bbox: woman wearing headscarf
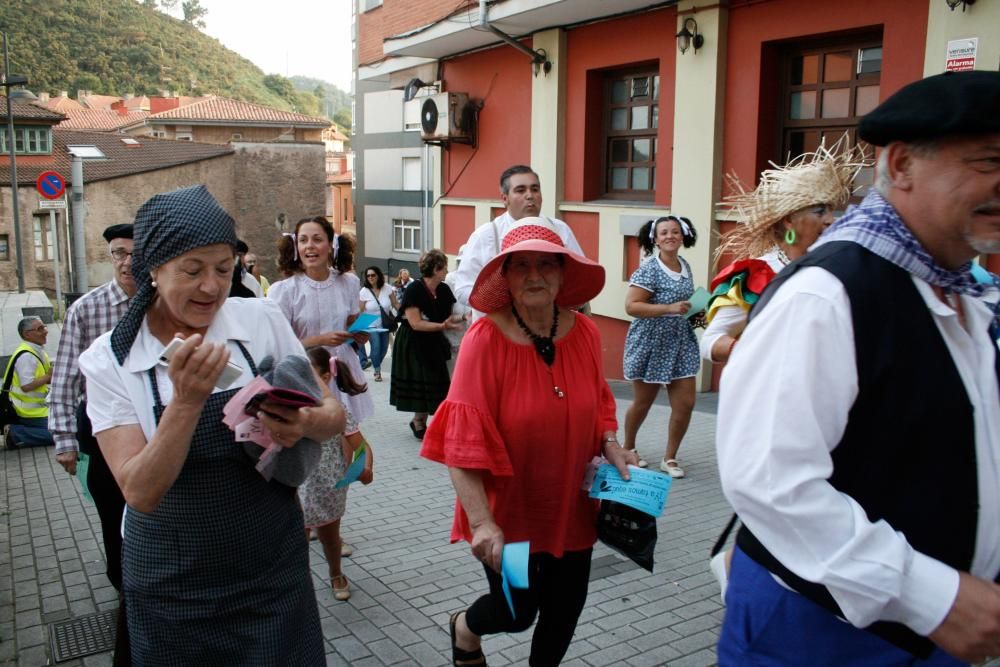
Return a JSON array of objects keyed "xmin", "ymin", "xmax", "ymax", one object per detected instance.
[
  {"xmin": 421, "ymin": 218, "xmax": 637, "ymax": 667},
  {"xmin": 79, "ymin": 186, "xmax": 344, "ymax": 665},
  {"xmin": 701, "ymin": 136, "xmax": 868, "ymax": 364},
  {"xmin": 621, "ymin": 215, "xmax": 700, "ymax": 477},
  {"xmin": 268, "ymin": 217, "xmax": 374, "ymax": 424}
]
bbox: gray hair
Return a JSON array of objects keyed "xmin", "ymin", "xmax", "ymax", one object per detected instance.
[
  {"xmin": 17, "ymin": 316, "xmax": 42, "ymax": 337},
  {"xmin": 873, "ymin": 139, "xmax": 939, "ymax": 197}
]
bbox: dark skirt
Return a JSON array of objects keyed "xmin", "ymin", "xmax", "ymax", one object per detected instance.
[{"xmin": 389, "ymin": 324, "xmax": 451, "ymax": 414}]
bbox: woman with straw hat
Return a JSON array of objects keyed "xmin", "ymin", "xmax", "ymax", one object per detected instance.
[
  {"xmin": 700, "ymin": 136, "xmax": 868, "ymax": 364},
  {"xmin": 420, "ymin": 217, "xmax": 638, "ymax": 667},
  {"xmin": 79, "ymin": 186, "xmax": 343, "ymax": 665},
  {"xmin": 703, "ymin": 138, "xmax": 868, "ymax": 600}
]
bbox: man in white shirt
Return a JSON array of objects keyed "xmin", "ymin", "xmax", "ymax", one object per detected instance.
[
  {"xmin": 716, "ymin": 71, "xmax": 1000, "ymax": 665},
  {"xmin": 451, "ymin": 165, "xmax": 585, "ymax": 318}
]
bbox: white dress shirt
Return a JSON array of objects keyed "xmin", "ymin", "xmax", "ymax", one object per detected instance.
[
  {"xmin": 717, "ymin": 265, "xmax": 1000, "ymax": 637},
  {"xmin": 700, "ymin": 248, "xmax": 785, "ymax": 362},
  {"xmin": 451, "ymin": 212, "xmax": 585, "ymax": 318},
  {"xmin": 80, "ymin": 298, "xmax": 305, "ymax": 441}
]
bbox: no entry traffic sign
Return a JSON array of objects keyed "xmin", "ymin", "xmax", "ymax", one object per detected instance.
[{"xmin": 36, "ymin": 171, "xmax": 66, "ymax": 200}]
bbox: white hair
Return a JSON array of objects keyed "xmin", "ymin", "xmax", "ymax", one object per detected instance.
[{"xmin": 873, "ymin": 140, "xmax": 940, "ymax": 197}]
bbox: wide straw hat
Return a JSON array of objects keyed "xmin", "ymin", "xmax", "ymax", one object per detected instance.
[
  {"xmin": 469, "ymin": 217, "xmax": 605, "ymax": 314},
  {"xmin": 714, "ymin": 134, "xmax": 869, "ymax": 263}
]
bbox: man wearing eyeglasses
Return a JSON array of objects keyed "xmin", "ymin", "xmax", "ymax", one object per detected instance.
[
  {"xmin": 49, "ymin": 223, "xmax": 136, "ymax": 600},
  {"xmin": 2, "ymin": 316, "xmax": 55, "ymax": 448}
]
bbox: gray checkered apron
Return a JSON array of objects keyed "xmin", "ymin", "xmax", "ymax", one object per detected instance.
[{"xmin": 122, "ymin": 342, "xmax": 324, "ymax": 666}]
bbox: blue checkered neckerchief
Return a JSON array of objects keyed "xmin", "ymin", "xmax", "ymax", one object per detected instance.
[
  {"xmin": 817, "ymin": 190, "xmax": 1000, "ymax": 336},
  {"xmin": 817, "ymin": 190, "xmax": 987, "ymax": 297}
]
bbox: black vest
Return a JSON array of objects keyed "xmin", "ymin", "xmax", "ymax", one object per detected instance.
[{"xmin": 736, "ymin": 241, "xmax": 1000, "ymax": 657}]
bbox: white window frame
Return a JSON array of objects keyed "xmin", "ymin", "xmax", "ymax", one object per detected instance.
[
  {"xmin": 402, "ymin": 156, "xmax": 421, "ymax": 191},
  {"xmin": 392, "ymin": 218, "xmax": 421, "ymax": 253},
  {"xmin": 32, "ymin": 216, "xmax": 54, "ymax": 262}
]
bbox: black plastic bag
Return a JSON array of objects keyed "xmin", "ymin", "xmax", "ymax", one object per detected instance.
[{"xmin": 596, "ymin": 500, "xmax": 657, "ymax": 572}]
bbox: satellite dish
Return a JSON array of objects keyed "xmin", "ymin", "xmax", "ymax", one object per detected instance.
[{"xmin": 421, "ymin": 98, "xmax": 439, "ymax": 134}]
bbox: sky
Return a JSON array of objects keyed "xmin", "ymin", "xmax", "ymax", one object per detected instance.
[{"xmin": 162, "ymin": 0, "xmax": 355, "ymax": 92}]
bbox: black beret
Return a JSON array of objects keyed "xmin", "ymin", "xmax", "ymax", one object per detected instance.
[
  {"xmin": 102, "ymin": 224, "xmax": 133, "ymax": 242},
  {"xmin": 858, "ymin": 71, "xmax": 1000, "ymax": 146}
]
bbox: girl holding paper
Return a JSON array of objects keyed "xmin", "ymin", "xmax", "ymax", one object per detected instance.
[
  {"xmin": 268, "ymin": 217, "xmax": 374, "ymax": 424},
  {"xmin": 622, "ymin": 215, "xmax": 701, "ymax": 478},
  {"xmin": 299, "ymin": 346, "xmax": 374, "ymax": 602}
]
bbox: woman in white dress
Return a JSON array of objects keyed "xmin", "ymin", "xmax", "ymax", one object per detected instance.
[{"xmin": 268, "ymin": 218, "xmax": 374, "ymax": 424}]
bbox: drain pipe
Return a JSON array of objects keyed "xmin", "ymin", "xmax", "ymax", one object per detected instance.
[{"xmin": 478, "ymin": 0, "xmax": 550, "ymax": 73}]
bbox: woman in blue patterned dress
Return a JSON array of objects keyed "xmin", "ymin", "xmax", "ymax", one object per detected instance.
[{"xmin": 622, "ymin": 216, "xmax": 700, "ymax": 477}]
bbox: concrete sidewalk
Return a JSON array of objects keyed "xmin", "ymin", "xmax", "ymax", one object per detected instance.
[{"xmin": 1, "ymin": 305, "xmax": 729, "ymax": 666}]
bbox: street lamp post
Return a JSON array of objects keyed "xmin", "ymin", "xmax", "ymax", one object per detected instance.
[
  {"xmin": 2, "ymin": 31, "xmax": 28, "ymax": 293},
  {"xmin": 66, "ymin": 145, "xmax": 107, "ymax": 294}
]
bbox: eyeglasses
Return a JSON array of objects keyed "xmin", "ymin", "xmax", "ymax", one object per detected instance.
[
  {"xmin": 366, "ymin": 273, "xmax": 377, "ymax": 278},
  {"xmin": 110, "ymin": 248, "xmax": 133, "ymax": 262},
  {"xmin": 27, "ymin": 324, "xmax": 46, "ymax": 333}
]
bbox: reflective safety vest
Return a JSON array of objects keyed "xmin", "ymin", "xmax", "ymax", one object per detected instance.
[{"xmin": 4, "ymin": 342, "xmax": 50, "ymax": 419}]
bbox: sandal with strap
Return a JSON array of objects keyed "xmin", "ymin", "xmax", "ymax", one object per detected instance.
[
  {"xmin": 450, "ymin": 611, "xmax": 487, "ymax": 666},
  {"xmin": 660, "ymin": 458, "xmax": 685, "ymax": 478},
  {"xmin": 332, "ymin": 574, "xmax": 351, "ymax": 601}
]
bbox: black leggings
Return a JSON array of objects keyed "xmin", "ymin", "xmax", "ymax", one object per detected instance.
[{"xmin": 465, "ymin": 548, "xmax": 592, "ymax": 667}]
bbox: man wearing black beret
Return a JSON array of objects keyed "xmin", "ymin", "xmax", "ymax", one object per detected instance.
[
  {"xmin": 716, "ymin": 70, "xmax": 1000, "ymax": 665},
  {"xmin": 49, "ymin": 222, "xmax": 137, "ymax": 664}
]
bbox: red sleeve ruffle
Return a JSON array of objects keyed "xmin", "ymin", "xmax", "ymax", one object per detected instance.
[{"xmin": 420, "ymin": 400, "xmax": 513, "ymax": 477}]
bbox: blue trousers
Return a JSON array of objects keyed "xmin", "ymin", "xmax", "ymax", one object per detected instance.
[
  {"xmin": 11, "ymin": 416, "xmax": 54, "ymax": 448},
  {"xmin": 367, "ymin": 331, "xmax": 389, "ymax": 371},
  {"xmin": 718, "ymin": 546, "xmax": 966, "ymax": 667}
]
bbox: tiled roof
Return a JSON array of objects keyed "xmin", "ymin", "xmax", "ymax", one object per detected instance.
[
  {"xmin": 34, "ymin": 96, "xmax": 85, "ymax": 113},
  {"xmin": 79, "ymin": 94, "xmax": 122, "ymax": 110},
  {"xmin": 0, "ymin": 130, "xmax": 232, "ymax": 186},
  {"xmin": 0, "ymin": 97, "xmax": 65, "ymax": 122},
  {"xmin": 148, "ymin": 96, "xmax": 330, "ymax": 127},
  {"xmin": 56, "ymin": 109, "xmax": 150, "ymax": 131}
]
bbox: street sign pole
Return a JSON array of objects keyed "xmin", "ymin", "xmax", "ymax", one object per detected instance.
[
  {"xmin": 49, "ymin": 209, "xmax": 62, "ymax": 320},
  {"xmin": 2, "ymin": 31, "xmax": 25, "ymax": 293}
]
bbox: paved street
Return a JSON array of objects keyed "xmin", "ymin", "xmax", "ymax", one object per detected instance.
[{"xmin": 1, "ymin": 302, "xmax": 731, "ymax": 666}]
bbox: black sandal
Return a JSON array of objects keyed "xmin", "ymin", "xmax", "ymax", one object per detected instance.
[
  {"xmin": 449, "ymin": 611, "xmax": 487, "ymax": 666},
  {"xmin": 409, "ymin": 419, "xmax": 426, "ymax": 440}
]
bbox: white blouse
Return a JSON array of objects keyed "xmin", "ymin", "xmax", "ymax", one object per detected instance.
[
  {"xmin": 80, "ymin": 298, "xmax": 306, "ymax": 441},
  {"xmin": 360, "ymin": 284, "xmax": 395, "ymax": 317}
]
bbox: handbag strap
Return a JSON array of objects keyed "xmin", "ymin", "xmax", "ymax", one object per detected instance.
[
  {"xmin": 710, "ymin": 513, "xmax": 739, "ymax": 557},
  {"xmin": 367, "ymin": 286, "xmax": 392, "ymax": 320}
]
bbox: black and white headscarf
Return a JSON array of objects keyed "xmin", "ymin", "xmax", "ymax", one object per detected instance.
[{"xmin": 110, "ymin": 185, "xmax": 238, "ymax": 364}]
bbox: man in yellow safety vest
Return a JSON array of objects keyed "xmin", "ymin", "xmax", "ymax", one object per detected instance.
[{"xmin": 2, "ymin": 316, "xmax": 55, "ymax": 448}]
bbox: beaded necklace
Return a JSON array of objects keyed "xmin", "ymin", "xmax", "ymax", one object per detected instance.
[
  {"xmin": 511, "ymin": 303, "xmax": 558, "ymax": 366},
  {"xmin": 511, "ymin": 303, "xmax": 564, "ymax": 398}
]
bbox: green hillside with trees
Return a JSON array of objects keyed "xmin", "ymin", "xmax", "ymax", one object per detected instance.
[{"xmin": 0, "ymin": 0, "xmax": 351, "ymax": 127}]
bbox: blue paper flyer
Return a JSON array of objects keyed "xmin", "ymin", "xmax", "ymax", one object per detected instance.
[
  {"xmin": 589, "ymin": 464, "xmax": 672, "ymax": 517},
  {"xmin": 335, "ymin": 444, "xmax": 368, "ymax": 489},
  {"xmin": 347, "ymin": 313, "xmax": 380, "ymax": 333},
  {"xmin": 501, "ymin": 541, "xmax": 530, "ymax": 618}
]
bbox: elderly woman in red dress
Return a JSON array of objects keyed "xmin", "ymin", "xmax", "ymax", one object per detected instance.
[{"xmin": 421, "ymin": 217, "xmax": 638, "ymax": 667}]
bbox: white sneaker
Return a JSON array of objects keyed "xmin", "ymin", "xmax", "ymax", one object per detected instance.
[{"xmin": 660, "ymin": 459, "xmax": 685, "ymax": 477}]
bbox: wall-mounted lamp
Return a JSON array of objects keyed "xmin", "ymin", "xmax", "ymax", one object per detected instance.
[
  {"xmin": 945, "ymin": 0, "xmax": 975, "ymax": 11},
  {"xmin": 676, "ymin": 18, "xmax": 704, "ymax": 55}
]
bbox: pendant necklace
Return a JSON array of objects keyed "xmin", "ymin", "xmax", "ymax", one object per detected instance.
[{"xmin": 511, "ymin": 303, "xmax": 564, "ymax": 398}]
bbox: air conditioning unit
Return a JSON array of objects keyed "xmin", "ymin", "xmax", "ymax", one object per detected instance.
[{"xmin": 420, "ymin": 92, "xmax": 473, "ymax": 143}]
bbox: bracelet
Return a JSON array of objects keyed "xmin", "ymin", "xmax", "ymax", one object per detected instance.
[{"xmin": 602, "ymin": 436, "xmax": 620, "ymax": 447}]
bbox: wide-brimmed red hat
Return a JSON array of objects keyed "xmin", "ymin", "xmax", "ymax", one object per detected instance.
[{"xmin": 470, "ymin": 217, "xmax": 605, "ymax": 313}]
